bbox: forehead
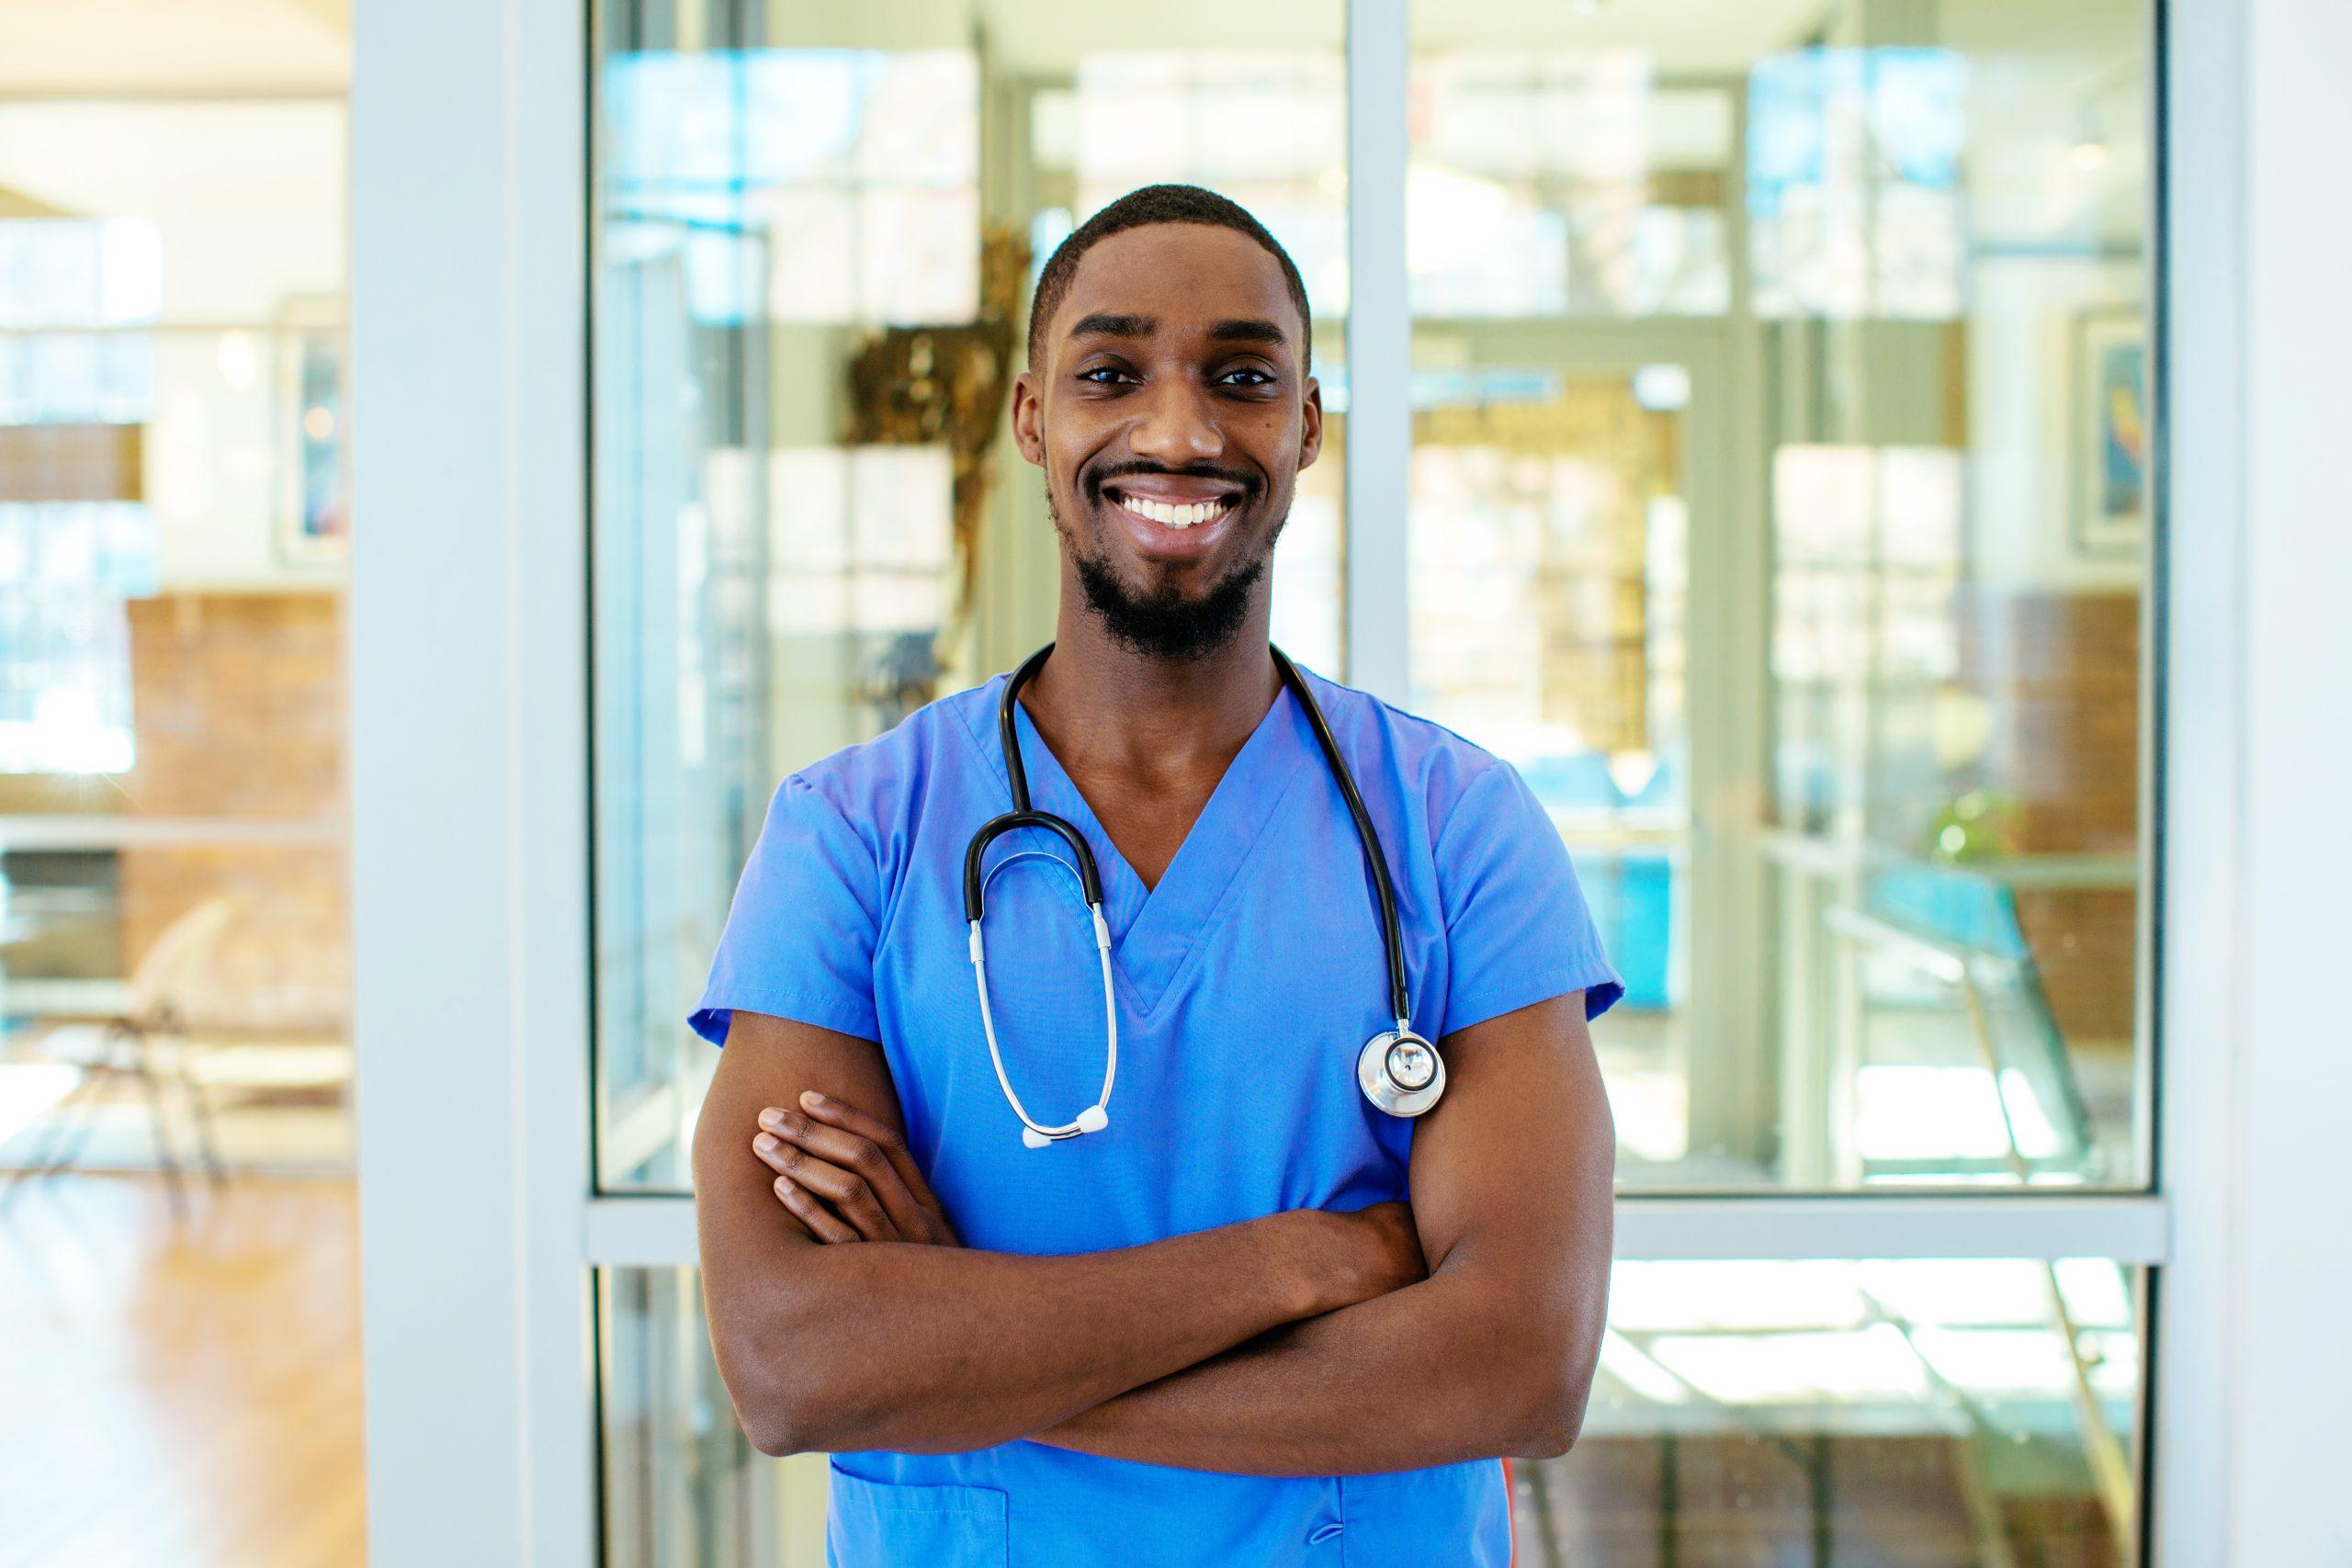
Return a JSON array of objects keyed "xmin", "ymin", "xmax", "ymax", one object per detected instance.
[{"xmin": 1048, "ymin": 223, "xmax": 1300, "ymax": 356}]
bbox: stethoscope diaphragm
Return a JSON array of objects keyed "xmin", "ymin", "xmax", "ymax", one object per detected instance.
[{"xmin": 1358, "ymin": 1027, "xmax": 1446, "ymax": 1118}]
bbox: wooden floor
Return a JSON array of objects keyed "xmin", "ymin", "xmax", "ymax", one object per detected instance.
[{"xmin": 0, "ymin": 1175, "xmax": 366, "ymax": 1568}]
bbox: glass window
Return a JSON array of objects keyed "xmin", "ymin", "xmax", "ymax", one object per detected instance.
[
  {"xmin": 1409, "ymin": 56, "xmax": 1735, "ymax": 319},
  {"xmin": 1408, "ymin": 2, "xmax": 2154, "ymax": 1190},
  {"xmin": 585, "ymin": 0, "xmax": 2165, "ymax": 1555},
  {"xmin": 590, "ymin": 1, "xmax": 1346, "ymax": 1191},
  {"xmin": 601, "ymin": 1258, "xmax": 2144, "ymax": 1565}
]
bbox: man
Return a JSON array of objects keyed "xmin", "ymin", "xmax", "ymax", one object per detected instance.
[{"xmin": 690, "ymin": 183, "xmax": 1623, "ymax": 1566}]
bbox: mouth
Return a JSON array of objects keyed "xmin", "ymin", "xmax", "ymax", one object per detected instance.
[{"xmin": 1102, "ymin": 482, "xmax": 1242, "ymax": 533}]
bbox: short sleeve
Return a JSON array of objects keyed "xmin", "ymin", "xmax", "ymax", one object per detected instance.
[
  {"xmin": 687, "ymin": 773, "xmax": 883, "ymax": 1047},
  {"xmin": 1432, "ymin": 759, "xmax": 1624, "ymax": 1035}
]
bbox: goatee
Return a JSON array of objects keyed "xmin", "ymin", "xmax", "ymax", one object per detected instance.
[{"xmin": 1048, "ymin": 489, "xmax": 1272, "ymax": 663}]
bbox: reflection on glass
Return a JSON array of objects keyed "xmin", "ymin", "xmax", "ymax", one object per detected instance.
[
  {"xmin": 1409, "ymin": 55, "xmax": 1734, "ymax": 318},
  {"xmin": 603, "ymin": 1258, "xmax": 2143, "ymax": 1567},
  {"xmin": 590, "ymin": 4, "xmax": 1346, "ymax": 1191},
  {"xmin": 1747, "ymin": 47, "xmax": 1969, "ymax": 319},
  {"xmin": 605, "ymin": 50, "xmax": 980, "ymax": 329},
  {"xmin": 599, "ymin": 1267, "xmax": 824, "ymax": 1568},
  {"xmin": 1404, "ymin": 355, "xmax": 1693, "ymax": 1171},
  {"xmin": 1532, "ymin": 1258, "xmax": 2143, "ymax": 1566},
  {"xmin": 1408, "ymin": 3, "xmax": 2154, "ymax": 1190},
  {"xmin": 1047, "ymin": 45, "xmax": 1351, "ymax": 673}
]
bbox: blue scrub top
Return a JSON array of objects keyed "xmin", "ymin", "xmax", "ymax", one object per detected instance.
[{"xmin": 692, "ymin": 660, "xmax": 1623, "ymax": 1568}]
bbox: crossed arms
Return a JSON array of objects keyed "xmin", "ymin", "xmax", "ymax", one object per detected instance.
[{"xmin": 690, "ymin": 993, "xmax": 1614, "ymax": 1475}]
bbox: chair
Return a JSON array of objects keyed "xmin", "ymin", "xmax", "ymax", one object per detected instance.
[{"xmin": 0, "ymin": 892, "xmax": 236, "ymax": 1213}]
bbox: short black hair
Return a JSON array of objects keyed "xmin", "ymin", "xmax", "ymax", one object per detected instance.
[{"xmin": 1026, "ymin": 184, "xmax": 1313, "ymax": 376}]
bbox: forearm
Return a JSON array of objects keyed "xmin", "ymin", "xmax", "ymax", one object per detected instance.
[
  {"xmin": 1033, "ymin": 1265, "xmax": 1596, "ymax": 1476},
  {"xmin": 706, "ymin": 1209, "xmax": 1361, "ymax": 1457}
]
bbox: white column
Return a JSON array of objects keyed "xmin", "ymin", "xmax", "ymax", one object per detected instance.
[
  {"xmin": 1344, "ymin": 0, "xmax": 1411, "ymax": 701},
  {"xmin": 2218, "ymin": 0, "xmax": 2352, "ymax": 1556},
  {"xmin": 349, "ymin": 0, "xmax": 594, "ymax": 1561},
  {"xmin": 2154, "ymin": 0, "xmax": 2352, "ymax": 1561}
]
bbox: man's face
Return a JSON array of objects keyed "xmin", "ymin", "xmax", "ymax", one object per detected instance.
[{"xmin": 1011, "ymin": 222, "xmax": 1322, "ymax": 660}]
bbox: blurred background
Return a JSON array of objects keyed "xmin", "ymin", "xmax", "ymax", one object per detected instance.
[
  {"xmin": 0, "ymin": 0, "xmax": 2210, "ymax": 1562},
  {"xmin": 0, "ymin": 3, "xmax": 358, "ymax": 1563}
]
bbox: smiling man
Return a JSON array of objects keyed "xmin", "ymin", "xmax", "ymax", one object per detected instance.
[{"xmin": 689, "ymin": 184, "xmax": 1624, "ymax": 1567}]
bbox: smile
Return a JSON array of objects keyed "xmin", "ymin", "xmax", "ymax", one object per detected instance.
[{"xmin": 1106, "ymin": 488, "xmax": 1237, "ymax": 531}]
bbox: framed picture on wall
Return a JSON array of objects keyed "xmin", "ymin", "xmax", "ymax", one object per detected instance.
[
  {"xmin": 2071, "ymin": 305, "xmax": 2149, "ymax": 561},
  {"xmin": 274, "ymin": 293, "xmax": 349, "ymax": 566}
]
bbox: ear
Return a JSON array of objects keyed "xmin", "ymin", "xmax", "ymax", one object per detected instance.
[
  {"xmin": 1011, "ymin": 368, "xmax": 1046, "ymax": 468},
  {"xmin": 1295, "ymin": 377, "xmax": 1325, "ymax": 472}
]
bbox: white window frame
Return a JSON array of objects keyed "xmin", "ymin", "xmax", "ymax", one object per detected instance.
[{"xmin": 349, "ymin": 0, "xmax": 2352, "ymax": 1562}]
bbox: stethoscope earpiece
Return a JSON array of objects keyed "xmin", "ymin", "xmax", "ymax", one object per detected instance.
[{"xmin": 1018, "ymin": 1103, "xmax": 1108, "ymax": 1151}]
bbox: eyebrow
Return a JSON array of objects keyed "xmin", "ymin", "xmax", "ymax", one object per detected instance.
[{"xmin": 1063, "ymin": 312, "xmax": 1291, "ymax": 351}]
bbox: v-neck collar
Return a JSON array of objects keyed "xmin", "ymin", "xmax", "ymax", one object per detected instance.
[{"xmin": 956, "ymin": 668, "xmax": 1317, "ymax": 1020}]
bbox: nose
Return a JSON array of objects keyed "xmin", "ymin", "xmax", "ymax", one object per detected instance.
[{"xmin": 1126, "ymin": 376, "xmax": 1224, "ymax": 468}]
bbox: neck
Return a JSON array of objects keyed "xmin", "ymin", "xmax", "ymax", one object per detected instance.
[{"xmin": 1021, "ymin": 596, "xmax": 1283, "ymax": 784}]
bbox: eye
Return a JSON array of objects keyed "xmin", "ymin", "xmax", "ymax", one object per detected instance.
[
  {"xmin": 1076, "ymin": 365, "xmax": 1131, "ymax": 386},
  {"xmin": 1217, "ymin": 367, "xmax": 1276, "ymax": 389}
]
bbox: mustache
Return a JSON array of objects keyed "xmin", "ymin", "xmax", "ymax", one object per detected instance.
[{"xmin": 1085, "ymin": 461, "xmax": 1260, "ymax": 499}]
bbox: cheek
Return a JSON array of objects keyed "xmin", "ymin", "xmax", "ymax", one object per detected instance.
[
  {"xmin": 1042, "ymin": 415, "xmax": 1108, "ymax": 485},
  {"xmin": 1054, "ymin": 447, "xmax": 1097, "ymax": 504},
  {"xmin": 1245, "ymin": 417, "xmax": 1306, "ymax": 483},
  {"xmin": 1034, "ymin": 431, "xmax": 1082, "ymax": 493},
  {"xmin": 1263, "ymin": 396, "xmax": 1309, "ymax": 441}
]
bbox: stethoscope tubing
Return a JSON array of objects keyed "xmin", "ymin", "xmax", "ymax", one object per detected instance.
[
  {"xmin": 968, "ymin": 905, "xmax": 1117, "ymax": 1143},
  {"xmin": 1270, "ymin": 647, "xmax": 1414, "ymax": 1032},
  {"xmin": 965, "ymin": 642, "xmax": 1424, "ymax": 1142}
]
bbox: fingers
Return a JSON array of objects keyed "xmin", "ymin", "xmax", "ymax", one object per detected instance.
[
  {"xmin": 763, "ymin": 1100, "xmax": 949, "ymax": 1243},
  {"xmin": 772, "ymin": 1174, "xmax": 859, "ymax": 1244},
  {"xmin": 795, "ymin": 1093, "xmax": 932, "ymax": 1203},
  {"xmin": 752, "ymin": 1122, "xmax": 900, "ymax": 1241},
  {"xmin": 797, "ymin": 1092, "xmax": 959, "ymax": 1245}
]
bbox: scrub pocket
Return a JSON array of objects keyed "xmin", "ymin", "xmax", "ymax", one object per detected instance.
[
  {"xmin": 826, "ymin": 1469, "xmax": 1010, "ymax": 1567},
  {"xmin": 1335, "ymin": 1461, "xmax": 1511, "ymax": 1568}
]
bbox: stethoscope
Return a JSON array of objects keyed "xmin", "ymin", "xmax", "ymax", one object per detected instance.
[{"xmin": 963, "ymin": 642, "xmax": 1445, "ymax": 1150}]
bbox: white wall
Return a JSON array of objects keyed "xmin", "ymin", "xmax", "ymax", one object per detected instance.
[
  {"xmin": 2154, "ymin": 0, "xmax": 2352, "ymax": 1562},
  {"xmin": 2215, "ymin": 0, "xmax": 2352, "ymax": 1557}
]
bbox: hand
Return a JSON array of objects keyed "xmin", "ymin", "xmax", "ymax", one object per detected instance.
[{"xmin": 751, "ymin": 1091, "xmax": 960, "ymax": 1246}]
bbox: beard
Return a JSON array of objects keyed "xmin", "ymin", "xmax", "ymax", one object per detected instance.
[{"xmin": 1047, "ymin": 485, "xmax": 1278, "ymax": 663}]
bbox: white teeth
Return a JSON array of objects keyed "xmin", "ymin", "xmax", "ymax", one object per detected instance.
[{"xmin": 1115, "ymin": 493, "xmax": 1231, "ymax": 530}]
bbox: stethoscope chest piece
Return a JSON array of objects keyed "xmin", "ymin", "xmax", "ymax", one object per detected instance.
[{"xmin": 1358, "ymin": 1027, "xmax": 1445, "ymax": 1118}]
